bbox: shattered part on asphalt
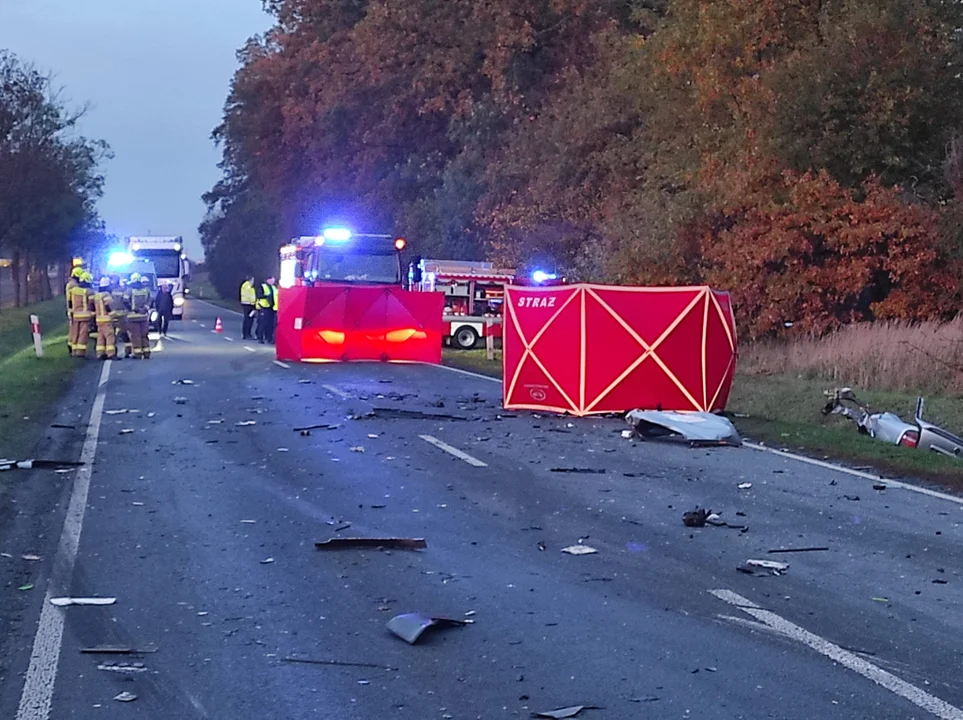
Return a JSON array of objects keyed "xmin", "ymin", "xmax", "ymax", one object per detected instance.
[
  {"xmin": 682, "ymin": 508, "xmax": 710, "ymax": 527},
  {"xmin": 767, "ymin": 547, "xmax": 829, "ymax": 554},
  {"xmin": 738, "ymin": 559, "xmax": 789, "ymax": 576},
  {"xmin": 82, "ymin": 645, "xmax": 158, "ymax": 655},
  {"xmin": 113, "ymin": 692, "xmax": 137, "ymax": 703},
  {"xmin": 534, "ymin": 705, "xmax": 599, "ymax": 719},
  {"xmin": 561, "ymin": 545, "xmax": 598, "ymax": 555},
  {"xmin": 294, "ymin": 424, "xmax": 340, "ymax": 432},
  {"xmin": 235, "ymin": 421, "xmax": 257, "ymax": 427},
  {"xmin": 0, "ymin": 459, "xmax": 85, "ymax": 472},
  {"xmin": 174, "ymin": 397, "xmax": 187, "ymax": 405},
  {"xmin": 315, "ymin": 537, "xmax": 427, "ymax": 551},
  {"xmin": 386, "ymin": 613, "xmax": 470, "ymax": 645},
  {"xmin": 366, "ymin": 407, "xmax": 469, "ymax": 422},
  {"xmin": 625, "ymin": 409, "xmax": 742, "ymax": 447},
  {"xmin": 50, "ymin": 597, "xmax": 117, "ymax": 607},
  {"xmin": 550, "ymin": 468, "xmax": 607, "ymax": 474}
]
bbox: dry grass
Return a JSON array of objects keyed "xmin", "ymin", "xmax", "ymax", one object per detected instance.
[{"xmin": 740, "ymin": 317, "xmax": 963, "ymax": 395}]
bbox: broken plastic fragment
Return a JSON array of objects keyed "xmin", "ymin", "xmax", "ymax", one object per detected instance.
[
  {"xmin": 738, "ymin": 482, "xmax": 752, "ymax": 489},
  {"xmin": 350, "ymin": 446, "xmax": 365, "ymax": 453},
  {"xmin": 386, "ymin": 613, "xmax": 469, "ymax": 644},
  {"xmin": 50, "ymin": 597, "xmax": 117, "ymax": 607},
  {"xmin": 535, "ymin": 706, "xmax": 598, "ymax": 719},
  {"xmin": 236, "ymin": 421, "xmax": 257, "ymax": 427},
  {"xmin": 315, "ymin": 537, "xmax": 427, "ymax": 551},
  {"xmin": 119, "ymin": 429, "xmax": 135, "ymax": 435},
  {"xmin": 561, "ymin": 545, "xmax": 598, "ymax": 556},
  {"xmin": 113, "ymin": 691, "xmax": 137, "ymax": 702}
]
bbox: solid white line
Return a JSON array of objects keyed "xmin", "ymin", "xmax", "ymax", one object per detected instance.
[
  {"xmin": 745, "ymin": 442, "xmax": 963, "ymax": 506},
  {"xmin": 17, "ymin": 361, "xmax": 111, "ymax": 720},
  {"xmin": 710, "ymin": 589, "xmax": 963, "ymax": 720},
  {"xmin": 322, "ymin": 384, "xmax": 350, "ymax": 400},
  {"xmin": 419, "ymin": 434, "xmax": 488, "ymax": 468},
  {"xmin": 273, "ymin": 360, "xmax": 290, "ymax": 369},
  {"xmin": 244, "ymin": 346, "xmax": 256, "ymax": 353},
  {"xmin": 433, "ymin": 363, "xmax": 501, "ymax": 384}
]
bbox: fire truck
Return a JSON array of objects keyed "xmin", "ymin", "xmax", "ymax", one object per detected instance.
[
  {"xmin": 276, "ymin": 228, "xmax": 444, "ymax": 363},
  {"xmin": 408, "ymin": 258, "xmax": 516, "ymax": 350}
]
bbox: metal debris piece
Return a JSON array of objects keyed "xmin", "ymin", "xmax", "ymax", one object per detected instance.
[
  {"xmin": 366, "ymin": 407, "xmax": 468, "ymax": 422},
  {"xmin": 171, "ymin": 379, "xmax": 195, "ymax": 385},
  {"xmin": 236, "ymin": 421, "xmax": 257, "ymax": 427},
  {"xmin": 620, "ymin": 430, "xmax": 635, "ymax": 439},
  {"xmin": 915, "ymin": 397, "xmax": 963, "ymax": 458},
  {"xmin": 738, "ymin": 559, "xmax": 789, "ymax": 576},
  {"xmin": 0, "ymin": 459, "xmax": 85, "ymax": 472},
  {"xmin": 98, "ymin": 663, "xmax": 149, "ymax": 674},
  {"xmin": 282, "ymin": 657, "xmax": 397, "ymax": 670},
  {"xmin": 21, "ymin": 554, "xmax": 41, "ymax": 561},
  {"xmin": 18, "ymin": 584, "xmax": 33, "ymax": 591},
  {"xmin": 294, "ymin": 423, "xmax": 340, "ymax": 432},
  {"xmin": 261, "ymin": 557, "xmax": 275, "ymax": 564},
  {"xmin": 682, "ymin": 508, "xmax": 710, "ymax": 527},
  {"xmin": 113, "ymin": 691, "xmax": 137, "ymax": 703},
  {"xmin": 767, "ymin": 547, "xmax": 829, "ymax": 554},
  {"xmin": 561, "ymin": 545, "xmax": 598, "ymax": 555},
  {"xmin": 873, "ymin": 484, "xmax": 887, "ymax": 491},
  {"xmin": 738, "ymin": 482, "xmax": 752, "ymax": 489},
  {"xmin": 82, "ymin": 645, "xmax": 158, "ymax": 655},
  {"xmin": 206, "ymin": 419, "xmax": 223, "ymax": 425},
  {"xmin": 50, "ymin": 597, "xmax": 117, "ymax": 607},
  {"xmin": 105, "ymin": 409, "xmax": 137, "ymax": 415},
  {"xmin": 315, "ymin": 537, "xmax": 427, "ymax": 551},
  {"xmin": 535, "ymin": 706, "xmax": 598, "ymax": 719},
  {"xmin": 350, "ymin": 446, "xmax": 365, "ymax": 453},
  {"xmin": 174, "ymin": 397, "xmax": 187, "ymax": 405},
  {"xmin": 550, "ymin": 468, "xmax": 606, "ymax": 474},
  {"xmin": 386, "ymin": 613, "xmax": 469, "ymax": 645},
  {"xmin": 119, "ymin": 429, "xmax": 135, "ymax": 435},
  {"xmin": 626, "ymin": 409, "xmax": 741, "ymax": 447},
  {"xmin": 50, "ymin": 424, "xmax": 77, "ymax": 429}
]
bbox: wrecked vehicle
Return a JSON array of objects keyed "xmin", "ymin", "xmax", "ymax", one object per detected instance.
[
  {"xmin": 625, "ymin": 410, "xmax": 742, "ymax": 447},
  {"xmin": 822, "ymin": 389, "xmax": 962, "ymax": 459}
]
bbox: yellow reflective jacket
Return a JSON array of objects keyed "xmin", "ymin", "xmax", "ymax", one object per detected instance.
[
  {"xmin": 240, "ymin": 280, "xmax": 257, "ymax": 305},
  {"xmin": 128, "ymin": 288, "xmax": 151, "ymax": 319},
  {"xmin": 92, "ymin": 292, "xmax": 114, "ymax": 323},
  {"xmin": 69, "ymin": 286, "xmax": 92, "ymax": 320}
]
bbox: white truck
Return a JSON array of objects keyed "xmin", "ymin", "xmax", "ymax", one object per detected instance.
[{"xmin": 126, "ymin": 236, "xmax": 191, "ymax": 319}]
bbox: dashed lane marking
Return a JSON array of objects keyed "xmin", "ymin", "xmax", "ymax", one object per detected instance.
[
  {"xmin": 419, "ymin": 434, "xmax": 488, "ymax": 468},
  {"xmin": 244, "ymin": 346, "xmax": 256, "ymax": 353},
  {"xmin": 17, "ymin": 361, "xmax": 112, "ymax": 720},
  {"xmin": 273, "ymin": 360, "xmax": 290, "ymax": 369},
  {"xmin": 322, "ymin": 384, "xmax": 350, "ymax": 400},
  {"xmin": 710, "ymin": 589, "xmax": 963, "ymax": 720},
  {"xmin": 223, "ymin": 336, "xmax": 234, "ymax": 342}
]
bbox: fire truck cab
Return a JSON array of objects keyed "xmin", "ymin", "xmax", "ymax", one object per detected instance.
[{"xmin": 409, "ymin": 258, "xmax": 516, "ymax": 350}]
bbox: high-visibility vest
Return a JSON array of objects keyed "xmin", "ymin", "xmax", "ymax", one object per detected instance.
[
  {"xmin": 128, "ymin": 288, "xmax": 151, "ymax": 319},
  {"xmin": 69, "ymin": 286, "xmax": 92, "ymax": 320},
  {"xmin": 257, "ymin": 283, "xmax": 274, "ymax": 309},
  {"xmin": 92, "ymin": 292, "xmax": 113, "ymax": 323},
  {"xmin": 65, "ymin": 279, "xmax": 78, "ymax": 318},
  {"xmin": 240, "ymin": 281, "xmax": 257, "ymax": 305},
  {"xmin": 110, "ymin": 289, "xmax": 129, "ymax": 318},
  {"xmin": 271, "ymin": 285, "xmax": 278, "ymax": 311}
]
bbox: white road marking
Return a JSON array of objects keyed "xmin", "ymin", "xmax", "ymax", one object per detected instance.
[
  {"xmin": 273, "ymin": 360, "xmax": 290, "ymax": 369},
  {"xmin": 433, "ymin": 363, "xmax": 501, "ymax": 384},
  {"xmin": 244, "ymin": 346, "xmax": 256, "ymax": 353},
  {"xmin": 711, "ymin": 589, "xmax": 963, "ymax": 720},
  {"xmin": 17, "ymin": 361, "xmax": 111, "ymax": 720},
  {"xmin": 745, "ymin": 442, "xmax": 963, "ymax": 506},
  {"xmin": 419, "ymin": 435, "xmax": 488, "ymax": 468},
  {"xmin": 223, "ymin": 336, "xmax": 234, "ymax": 342},
  {"xmin": 196, "ymin": 300, "xmax": 242, "ymax": 316},
  {"xmin": 322, "ymin": 384, "xmax": 350, "ymax": 400},
  {"xmin": 199, "ymin": 323, "xmax": 207, "ymax": 328}
]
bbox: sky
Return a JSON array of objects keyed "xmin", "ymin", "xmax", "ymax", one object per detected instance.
[{"xmin": 0, "ymin": 0, "xmax": 272, "ymax": 260}]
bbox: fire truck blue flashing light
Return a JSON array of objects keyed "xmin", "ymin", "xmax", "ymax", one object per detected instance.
[
  {"xmin": 322, "ymin": 227, "xmax": 352, "ymax": 243},
  {"xmin": 107, "ymin": 251, "xmax": 134, "ymax": 268},
  {"xmin": 532, "ymin": 270, "xmax": 557, "ymax": 284}
]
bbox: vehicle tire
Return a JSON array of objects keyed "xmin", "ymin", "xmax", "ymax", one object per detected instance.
[{"xmin": 453, "ymin": 325, "xmax": 479, "ymax": 350}]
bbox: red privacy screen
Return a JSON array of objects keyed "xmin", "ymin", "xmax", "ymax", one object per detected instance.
[
  {"xmin": 502, "ymin": 284, "xmax": 738, "ymax": 416},
  {"xmin": 276, "ymin": 285, "xmax": 444, "ymax": 363}
]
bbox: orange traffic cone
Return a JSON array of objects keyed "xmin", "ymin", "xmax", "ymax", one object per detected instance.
[{"xmin": 214, "ymin": 317, "xmax": 223, "ymax": 333}]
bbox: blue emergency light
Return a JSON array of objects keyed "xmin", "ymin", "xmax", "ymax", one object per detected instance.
[
  {"xmin": 532, "ymin": 270, "xmax": 558, "ymax": 284},
  {"xmin": 322, "ymin": 227, "xmax": 352, "ymax": 243},
  {"xmin": 107, "ymin": 251, "xmax": 134, "ymax": 268}
]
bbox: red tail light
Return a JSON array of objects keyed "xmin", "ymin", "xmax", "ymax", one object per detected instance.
[{"xmin": 900, "ymin": 430, "xmax": 919, "ymax": 448}]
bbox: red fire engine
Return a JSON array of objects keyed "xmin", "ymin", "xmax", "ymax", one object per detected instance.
[{"xmin": 409, "ymin": 258, "xmax": 516, "ymax": 349}]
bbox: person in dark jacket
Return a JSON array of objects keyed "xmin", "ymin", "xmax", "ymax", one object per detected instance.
[{"xmin": 155, "ymin": 283, "xmax": 175, "ymax": 336}]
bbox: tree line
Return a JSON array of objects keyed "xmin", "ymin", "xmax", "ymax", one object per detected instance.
[
  {"xmin": 202, "ymin": 0, "xmax": 963, "ymax": 337},
  {"xmin": 0, "ymin": 51, "xmax": 111, "ymax": 306}
]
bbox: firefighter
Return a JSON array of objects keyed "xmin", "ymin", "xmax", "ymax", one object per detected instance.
[
  {"xmin": 240, "ymin": 274, "xmax": 257, "ymax": 340},
  {"xmin": 127, "ymin": 273, "xmax": 152, "ymax": 359},
  {"xmin": 64, "ymin": 266, "xmax": 84, "ymax": 350},
  {"xmin": 255, "ymin": 277, "xmax": 276, "ymax": 344},
  {"xmin": 92, "ymin": 277, "xmax": 117, "ymax": 360},
  {"xmin": 111, "ymin": 276, "xmax": 132, "ymax": 358},
  {"xmin": 67, "ymin": 272, "xmax": 93, "ymax": 358}
]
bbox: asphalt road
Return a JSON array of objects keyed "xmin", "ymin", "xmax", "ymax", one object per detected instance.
[{"xmin": 2, "ymin": 300, "xmax": 963, "ymax": 719}]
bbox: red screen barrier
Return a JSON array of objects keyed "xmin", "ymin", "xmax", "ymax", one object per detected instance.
[
  {"xmin": 276, "ymin": 285, "xmax": 444, "ymax": 364},
  {"xmin": 503, "ymin": 284, "xmax": 737, "ymax": 415}
]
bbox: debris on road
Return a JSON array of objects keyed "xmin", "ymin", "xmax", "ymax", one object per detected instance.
[
  {"xmin": 18, "ymin": 584, "xmax": 33, "ymax": 591},
  {"xmin": 844, "ymin": 495, "xmax": 860, "ymax": 501},
  {"xmin": 174, "ymin": 397, "xmax": 187, "ymax": 405},
  {"xmin": 626, "ymin": 409, "xmax": 742, "ymax": 447},
  {"xmin": 97, "ymin": 662, "xmax": 149, "ymax": 674},
  {"xmin": 282, "ymin": 657, "xmax": 397, "ymax": 671},
  {"xmin": 682, "ymin": 508, "xmax": 710, "ymax": 527},
  {"xmin": 294, "ymin": 423, "xmax": 340, "ymax": 432},
  {"xmin": 550, "ymin": 467, "xmax": 606, "ymax": 475},
  {"xmin": 206, "ymin": 419, "xmax": 223, "ymax": 425},
  {"xmin": 767, "ymin": 547, "xmax": 829, "ymax": 554},
  {"xmin": 50, "ymin": 423, "xmax": 77, "ymax": 429},
  {"xmin": 386, "ymin": 613, "xmax": 470, "ymax": 645},
  {"xmin": 315, "ymin": 537, "xmax": 427, "ymax": 551},
  {"xmin": 21, "ymin": 554, "xmax": 41, "ymax": 561},
  {"xmin": 236, "ymin": 421, "xmax": 257, "ymax": 427},
  {"xmin": 0, "ymin": 459, "xmax": 85, "ymax": 472},
  {"xmin": 621, "ymin": 430, "xmax": 635, "ymax": 439},
  {"xmin": 738, "ymin": 482, "xmax": 752, "ymax": 489},
  {"xmin": 113, "ymin": 692, "xmax": 137, "ymax": 703},
  {"xmin": 535, "ymin": 706, "xmax": 599, "ymax": 719},
  {"xmin": 50, "ymin": 597, "xmax": 117, "ymax": 607},
  {"xmin": 737, "ymin": 559, "xmax": 789, "ymax": 576},
  {"xmin": 561, "ymin": 544, "xmax": 598, "ymax": 555},
  {"xmin": 873, "ymin": 484, "xmax": 887, "ymax": 491},
  {"xmin": 105, "ymin": 409, "xmax": 138, "ymax": 415},
  {"xmin": 350, "ymin": 446, "xmax": 365, "ymax": 453},
  {"xmin": 366, "ymin": 407, "xmax": 468, "ymax": 422},
  {"xmin": 119, "ymin": 429, "xmax": 135, "ymax": 435},
  {"xmin": 82, "ymin": 646, "xmax": 157, "ymax": 655},
  {"xmin": 241, "ymin": 520, "xmax": 257, "ymax": 524},
  {"xmin": 261, "ymin": 557, "xmax": 275, "ymax": 564},
  {"xmin": 171, "ymin": 379, "xmax": 195, "ymax": 385}
]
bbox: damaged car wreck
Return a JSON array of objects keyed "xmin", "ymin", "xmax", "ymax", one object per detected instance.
[{"xmin": 822, "ymin": 388, "xmax": 963, "ymax": 459}]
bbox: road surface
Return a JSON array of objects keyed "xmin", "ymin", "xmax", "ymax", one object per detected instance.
[{"xmin": 2, "ymin": 300, "xmax": 963, "ymax": 719}]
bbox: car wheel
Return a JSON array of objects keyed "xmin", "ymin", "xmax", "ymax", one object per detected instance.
[{"xmin": 454, "ymin": 326, "xmax": 479, "ymax": 350}]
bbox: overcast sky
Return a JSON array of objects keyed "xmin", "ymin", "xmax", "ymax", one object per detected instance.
[{"xmin": 0, "ymin": 0, "xmax": 271, "ymax": 260}]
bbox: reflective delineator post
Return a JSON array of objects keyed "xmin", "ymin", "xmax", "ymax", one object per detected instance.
[
  {"xmin": 30, "ymin": 314, "xmax": 43, "ymax": 358},
  {"xmin": 485, "ymin": 321, "xmax": 495, "ymax": 361}
]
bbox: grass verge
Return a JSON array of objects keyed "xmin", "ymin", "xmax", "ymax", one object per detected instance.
[{"xmin": 442, "ymin": 348, "xmax": 963, "ymax": 485}]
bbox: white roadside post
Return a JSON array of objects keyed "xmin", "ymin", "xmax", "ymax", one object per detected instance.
[
  {"xmin": 30, "ymin": 314, "xmax": 43, "ymax": 357},
  {"xmin": 485, "ymin": 320, "xmax": 495, "ymax": 361}
]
